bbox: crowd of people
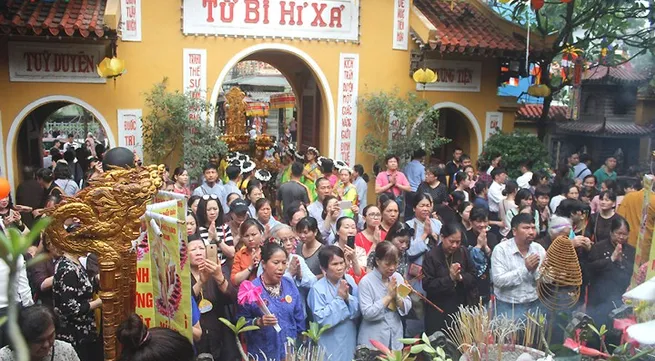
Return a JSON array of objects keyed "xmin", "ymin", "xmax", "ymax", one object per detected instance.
[{"xmin": 0, "ymin": 141, "xmax": 646, "ymax": 361}]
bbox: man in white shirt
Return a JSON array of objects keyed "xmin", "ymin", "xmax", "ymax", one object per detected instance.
[
  {"xmin": 491, "ymin": 213, "xmax": 546, "ymax": 320},
  {"xmin": 192, "ymin": 163, "xmax": 224, "ymax": 199},
  {"xmin": 307, "ymin": 177, "xmax": 333, "ymax": 239},
  {"xmin": 516, "ymin": 161, "xmax": 533, "ymax": 189},
  {"xmin": 487, "ymin": 168, "xmax": 507, "ymax": 215}
]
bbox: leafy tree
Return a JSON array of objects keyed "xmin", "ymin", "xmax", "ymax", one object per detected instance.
[
  {"xmin": 481, "ymin": 130, "xmax": 550, "ymax": 179},
  {"xmin": 0, "ymin": 218, "xmax": 50, "ymax": 361},
  {"xmin": 493, "ymin": 0, "xmax": 655, "ymax": 139},
  {"xmin": 142, "ymin": 79, "xmax": 227, "ymax": 180},
  {"xmin": 358, "ymin": 90, "xmax": 450, "ymax": 165}
]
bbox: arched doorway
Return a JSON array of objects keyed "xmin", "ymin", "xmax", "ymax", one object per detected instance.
[
  {"xmin": 430, "ymin": 102, "xmax": 483, "ymax": 160},
  {"xmin": 210, "ymin": 44, "xmax": 335, "ymax": 156},
  {"xmin": 6, "ymin": 96, "xmax": 115, "ymax": 191}
]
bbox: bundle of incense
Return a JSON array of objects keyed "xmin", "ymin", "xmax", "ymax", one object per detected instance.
[{"xmin": 399, "ymin": 282, "xmax": 444, "ymax": 313}]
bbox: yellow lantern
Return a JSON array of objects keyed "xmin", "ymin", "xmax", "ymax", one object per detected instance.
[
  {"xmin": 412, "ymin": 68, "xmax": 438, "ymax": 84},
  {"xmin": 97, "ymin": 56, "xmax": 126, "ymax": 79},
  {"xmin": 527, "ymin": 84, "xmax": 551, "ymax": 98}
]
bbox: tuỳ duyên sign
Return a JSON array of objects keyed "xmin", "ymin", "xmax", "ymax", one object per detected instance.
[{"xmin": 8, "ymin": 42, "xmax": 106, "ymax": 83}]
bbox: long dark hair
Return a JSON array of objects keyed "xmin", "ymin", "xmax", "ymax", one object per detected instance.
[
  {"xmin": 118, "ymin": 314, "xmax": 194, "ymax": 361},
  {"xmin": 296, "ymin": 216, "xmax": 324, "ymax": 244},
  {"xmin": 196, "ymin": 196, "xmax": 225, "ymax": 228}
]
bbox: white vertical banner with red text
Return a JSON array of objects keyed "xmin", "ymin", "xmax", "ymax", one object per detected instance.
[
  {"xmin": 117, "ymin": 109, "xmax": 143, "ymax": 160},
  {"xmin": 183, "ymin": 48, "xmax": 207, "ymax": 122},
  {"xmin": 392, "ymin": 0, "xmax": 409, "ymax": 50},
  {"xmin": 120, "ymin": 0, "xmax": 142, "ymax": 41},
  {"xmin": 336, "ymin": 53, "xmax": 359, "ymax": 166},
  {"xmin": 484, "ymin": 112, "xmax": 503, "ymax": 141}
]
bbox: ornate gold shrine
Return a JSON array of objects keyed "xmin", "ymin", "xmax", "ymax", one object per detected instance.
[
  {"xmin": 43, "ymin": 165, "xmax": 165, "ymax": 361},
  {"xmin": 220, "ymin": 86, "xmax": 276, "ymax": 169}
]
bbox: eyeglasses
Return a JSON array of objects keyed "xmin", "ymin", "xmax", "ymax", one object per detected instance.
[
  {"xmin": 201, "ymin": 194, "xmax": 219, "ymax": 200},
  {"xmin": 366, "ymin": 212, "xmax": 382, "ymax": 218},
  {"xmin": 279, "ymin": 237, "xmax": 298, "ymax": 244}
]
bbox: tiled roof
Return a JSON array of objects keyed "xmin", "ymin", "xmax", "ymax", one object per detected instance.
[
  {"xmin": 583, "ymin": 64, "xmax": 649, "ymax": 84},
  {"xmin": 557, "ymin": 121, "xmax": 655, "ymax": 136},
  {"xmin": 414, "ymin": 0, "xmax": 548, "ymax": 56},
  {"xmin": 0, "ymin": 0, "xmax": 110, "ymax": 38},
  {"xmin": 516, "ymin": 104, "xmax": 570, "ymax": 122}
]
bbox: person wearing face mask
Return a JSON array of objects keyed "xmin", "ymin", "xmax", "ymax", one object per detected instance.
[
  {"xmin": 423, "ymin": 223, "xmax": 478, "ymax": 334},
  {"xmin": 357, "ymin": 242, "xmax": 412, "ymax": 351},
  {"xmin": 187, "ymin": 233, "xmax": 237, "ymax": 360},
  {"xmin": 587, "ymin": 216, "xmax": 634, "ymax": 329},
  {"xmin": 308, "ymin": 246, "xmax": 360, "ymax": 361},
  {"xmin": 237, "ymin": 242, "xmax": 306, "ymax": 361},
  {"xmin": 465, "ymin": 206, "xmax": 499, "ymax": 306}
]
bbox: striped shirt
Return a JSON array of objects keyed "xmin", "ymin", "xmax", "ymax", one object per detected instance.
[{"xmin": 199, "ymin": 222, "xmax": 234, "ymax": 265}]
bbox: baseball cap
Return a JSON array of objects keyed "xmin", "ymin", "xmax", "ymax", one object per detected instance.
[{"xmin": 230, "ymin": 198, "xmax": 249, "ymax": 214}]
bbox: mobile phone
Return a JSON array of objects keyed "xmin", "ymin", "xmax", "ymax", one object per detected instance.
[
  {"xmin": 206, "ymin": 244, "xmax": 218, "ymax": 262},
  {"xmin": 347, "ymin": 235, "xmax": 356, "ymax": 249},
  {"xmin": 339, "ymin": 200, "xmax": 352, "ymax": 210}
]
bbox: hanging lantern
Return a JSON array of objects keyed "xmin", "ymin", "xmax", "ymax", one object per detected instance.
[
  {"xmin": 527, "ymin": 84, "xmax": 551, "ymax": 98},
  {"xmin": 531, "ymin": 0, "xmax": 544, "ymax": 10},
  {"xmin": 97, "ymin": 57, "xmax": 126, "ymax": 79},
  {"xmin": 561, "ymin": 0, "xmax": 573, "ymax": 2},
  {"xmin": 412, "ymin": 68, "xmax": 438, "ymax": 85},
  {"xmin": 560, "ymin": 44, "xmax": 583, "ymax": 80}
]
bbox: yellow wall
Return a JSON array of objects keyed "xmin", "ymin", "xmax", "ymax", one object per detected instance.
[{"xmin": 0, "ymin": 1, "xmax": 517, "ymax": 204}]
